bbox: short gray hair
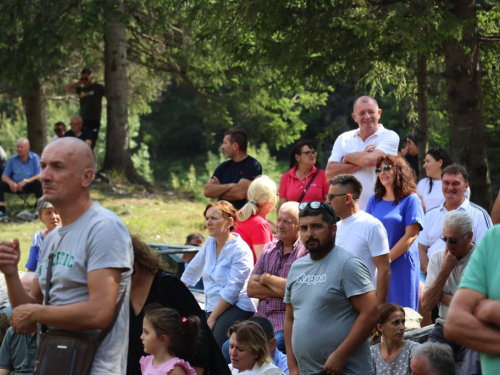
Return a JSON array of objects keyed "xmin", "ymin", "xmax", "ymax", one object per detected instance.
[
  {"xmin": 443, "ymin": 210, "xmax": 473, "ymax": 235},
  {"xmin": 412, "ymin": 342, "xmax": 455, "ymax": 375},
  {"xmin": 278, "ymin": 201, "xmax": 299, "ymax": 218},
  {"xmin": 17, "ymin": 138, "xmax": 30, "ymax": 145},
  {"xmin": 36, "ymin": 198, "xmax": 54, "ymax": 215}
]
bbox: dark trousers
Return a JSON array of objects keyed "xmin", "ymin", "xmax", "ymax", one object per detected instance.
[
  {"xmin": 0, "ymin": 179, "xmax": 43, "ymax": 203},
  {"xmin": 207, "ymin": 305, "xmax": 254, "ymax": 349}
]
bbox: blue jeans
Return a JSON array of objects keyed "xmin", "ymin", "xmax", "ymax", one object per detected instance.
[{"xmin": 222, "ymin": 329, "xmax": 285, "ymax": 363}]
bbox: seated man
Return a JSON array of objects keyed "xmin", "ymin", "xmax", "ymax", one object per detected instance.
[
  {"xmin": 422, "ymin": 211, "xmax": 476, "ymax": 363},
  {"xmin": 64, "ymin": 116, "xmax": 94, "ymax": 149},
  {"xmin": 182, "ymin": 232, "xmax": 205, "ymax": 290},
  {"xmin": 0, "ymin": 138, "xmax": 42, "ymax": 217},
  {"xmin": 410, "ymin": 342, "xmax": 455, "ymax": 375}
]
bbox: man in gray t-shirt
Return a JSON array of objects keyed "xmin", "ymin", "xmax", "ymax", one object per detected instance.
[
  {"xmin": 284, "ymin": 202, "xmax": 378, "ymax": 375},
  {"xmin": 0, "ymin": 138, "xmax": 132, "ymax": 375}
]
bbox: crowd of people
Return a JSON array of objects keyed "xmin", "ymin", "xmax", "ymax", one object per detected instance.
[{"xmin": 0, "ymin": 94, "xmax": 499, "ymax": 375}]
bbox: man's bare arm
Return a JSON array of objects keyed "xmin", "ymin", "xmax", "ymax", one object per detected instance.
[
  {"xmin": 372, "ymin": 254, "xmax": 390, "ymax": 304},
  {"xmin": 444, "ymin": 288, "xmax": 500, "ymax": 354},
  {"xmin": 343, "ymin": 149, "xmax": 386, "ymax": 168},
  {"xmin": 247, "ymin": 275, "xmax": 281, "ymax": 299},
  {"xmin": 10, "ymin": 268, "xmax": 123, "ymax": 333},
  {"xmin": 203, "ymin": 177, "xmax": 235, "ymax": 198},
  {"xmin": 284, "ymin": 304, "xmax": 299, "ymax": 375},
  {"xmin": 62, "ymin": 81, "xmax": 81, "ymax": 94},
  {"xmin": 419, "ymin": 244, "xmax": 429, "ymax": 274},
  {"xmin": 323, "ymin": 291, "xmax": 379, "ymax": 373},
  {"xmin": 421, "ymin": 251, "xmax": 457, "ymax": 311},
  {"xmin": 325, "ymin": 161, "xmax": 360, "ymax": 180},
  {"xmin": 219, "ymin": 178, "xmax": 252, "ymax": 201}
]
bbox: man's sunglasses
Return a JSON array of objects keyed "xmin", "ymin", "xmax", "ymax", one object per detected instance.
[
  {"xmin": 440, "ymin": 234, "xmax": 466, "ymax": 245},
  {"xmin": 54, "ymin": 128, "xmax": 64, "ymax": 132},
  {"xmin": 375, "ymin": 165, "xmax": 392, "ymax": 175}
]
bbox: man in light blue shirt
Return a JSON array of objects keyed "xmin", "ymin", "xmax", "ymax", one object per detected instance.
[{"xmin": 0, "ymin": 138, "xmax": 42, "ymax": 217}]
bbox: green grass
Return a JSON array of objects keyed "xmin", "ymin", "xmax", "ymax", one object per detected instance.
[{"xmin": 1, "ymin": 187, "xmax": 209, "ymax": 271}]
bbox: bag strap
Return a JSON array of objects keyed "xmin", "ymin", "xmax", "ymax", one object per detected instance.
[
  {"xmin": 41, "ymin": 236, "xmax": 127, "ymax": 345},
  {"xmin": 297, "ymin": 170, "xmax": 319, "ymax": 203}
]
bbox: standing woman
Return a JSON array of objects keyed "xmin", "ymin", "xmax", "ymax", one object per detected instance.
[
  {"xmin": 181, "ymin": 201, "xmax": 256, "ymax": 349},
  {"xmin": 366, "ymin": 155, "xmax": 424, "ymax": 310},
  {"xmin": 277, "ymin": 140, "xmax": 329, "ymax": 213},
  {"xmin": 234, "ymin": 175, "xmax": 276, "ymax": 262}
]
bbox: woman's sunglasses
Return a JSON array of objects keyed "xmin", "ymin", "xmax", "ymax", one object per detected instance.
[{"xmin": 375, "ymin": 165, "xmax": 392, "ymax": 176}]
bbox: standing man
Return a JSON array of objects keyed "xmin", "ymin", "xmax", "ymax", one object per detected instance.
[
  {"xmin": 0, "ymin": 139, "xmax": 43, "ymax": 217},
  {"xmin": 418, "ymin": 164, "xmax": 492, "ymax": 275},
  {"xmin": 327, "ymin": 174, "xmax": 391, "ymax": 304},
  {"xmin": 284, "ymin": 202, "xmax": 378, "ymax": 375},
  {"xmin": 247, "ymin": 202, "xmax": 308, "ymax": 353},
  {"xmin": 204, "ymin": 130, "xmax": 262, "ymax": 210},
  {"xmin": 64, "ymin": 116, "xmax": 94, "ymax": 149},
  {"xmin": 63, "ymin": 68, "xmax": 105, "ymax": 146},
  {"xmin": 0, "ymin": 138, "xmax": 133, "ymax": 374},
  {"xmin": 325, "ymin": 96, "xmax": 399, "ymax": 210},
  {"xmin": 421, "ymin": 211, "xmax": 475, "ymax": 362},
  {"xmin": 444, "ymin": 224, "xmax": 500, "ymax": 375}
]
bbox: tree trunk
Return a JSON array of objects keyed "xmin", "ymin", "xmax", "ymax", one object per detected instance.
[
  {"xmin": 23, "ymin": 81, "xmax": 47, "ymax": 156},
  {"xmin": 416, "ymin": 54, "xmax": 428, "ymax": 179},
  {"xmin": 444, "ymin": 0, "xmax": 490, "ymax": 209},
  {"xmin": 103, "ymin": 0, "xmax": 148, "ymax": 185}
]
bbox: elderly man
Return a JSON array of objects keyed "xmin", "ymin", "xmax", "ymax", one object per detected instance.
[
  {"xmin": 325, "ymin": 96, "xmax": 399, "ymax": 210},
  {"xmin": 284, "ymin": 202, "xmax": 377, "ymax": 375},
  {"xmin": 444, "ymin": 225, "xmax": 500, "ymax": 375},
  {"xmin": 64, "ymin": 116, "xmax": 94, "ymax": 149},
  {"xmin": 418, "ymin": 164, "xmax": 492, "ymax": 275},
  {"xmin": 0, "ymin": 138, "xmax": 43, "ymax": 217},
  {"xmin": 247, "ymin": 202, "xmax": 308, "ymax": 353},
  {"xmin": 410, "ymin": 342, "xmax": 455, "ymax": 375},
  {"xmin": 328, "ymin": 174, "xmax": 390, "ymax": 304},
  {"xmin": 421, "ymin": 211, "xmax": 475, "ymax": 363},
  {"xmin": 0, "ymin": 138, "xmax": 133, "ymax": 374},
  {"xmin": 204, "ymin": 129, "xmax": 262, "ymax": 210}
]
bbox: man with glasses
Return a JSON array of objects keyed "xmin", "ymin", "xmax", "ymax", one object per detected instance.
[
  {"xmin": 51, "ymin": 122, "xmax": 66, "ymax": 142},
  {"xmin": 327, "ymin": 174, "xmax": 390, "ymax": 305},
  {"xmin": 63, "ymin": 68, "xmax": 105, "ymax": 146},
  {"xmin": 418, "ymin": 164, "xmax": 492, "ymax": 276},
  {"xmin": 284, "ymin": 201, "xmax": 377, "ymax": 375},
  {"xmin": 421, "ymin": 211, "xmax": 478, "ymax": 366},
  {"xmin": 325, "ymin": 95, "xmax": 399, "ymax": 210}
]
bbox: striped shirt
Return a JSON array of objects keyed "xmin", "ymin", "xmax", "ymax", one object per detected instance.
[{"xmin": 253, "ymin": 238, "xmax": 308, "ymax": 333}]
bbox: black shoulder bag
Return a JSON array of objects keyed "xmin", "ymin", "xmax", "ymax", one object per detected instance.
[
  {"xmin": 297, "ymin": 170, "xmax": 319, "ymax": 203},
  {"xmin": 34, "ymin": 243, "xmax": 126, "ymax": 375}
]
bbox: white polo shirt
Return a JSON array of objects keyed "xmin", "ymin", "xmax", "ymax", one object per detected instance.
[
  {"xmin": 328, "ymin": 124, "xmax": 399, "ymax": 210},
  {"xmin": 336, "ymin": 211, "xmax": 390, "ymax": 289},
  {"xmin": 416, "ymin": 178, "xmax": 471, "ymax": 211},
  {"xmin": 418, "ymin": 198, "xmax": 492, "ymax": 260}
]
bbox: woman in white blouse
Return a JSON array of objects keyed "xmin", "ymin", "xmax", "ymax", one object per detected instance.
[{"xmin": 181, "ymin": 200, "xmax": 256, "ymax": 349}]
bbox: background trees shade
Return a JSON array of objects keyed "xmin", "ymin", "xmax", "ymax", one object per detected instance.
[{"xmin": 0, "ymin": 0, "xmax": 499, "ymax": 207}]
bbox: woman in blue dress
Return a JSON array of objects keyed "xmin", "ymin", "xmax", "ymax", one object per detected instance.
[{"xmin": 366, "ymin": 155, "xmax": 424, "ymax": 310}]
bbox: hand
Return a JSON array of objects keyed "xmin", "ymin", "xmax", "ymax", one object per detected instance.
[
  {"xmin": 323, "ymin": 350, "xmax": 346, "ymax": 375},
  {"xmin": 400, "ymin": 147, "xmax": 408, "ymax": 156},
  {"xmin": 8, "ymin": 181, "xmax": 17, "ymax": 193},
  {"xmin": 259, "ymin": 273, "xmax": 271, "ymax": 285},
  {"xmin": 207, "ymin": 317, "xmax": 217, "ymax": 330},
  {"xmin": 441, "ymin": 249, "xmax": 459, "ymax": 274},
  {"xmin": 16, "ymin": 180, "xmax": 27, "ymax": 192},
  {"xmin": 364, "ymin": 144, "xmax": 377, "ymax": 153},
  {"xmin": 0, "ymin": 239, "xmax": 21, "ymax": 276},
  {"xmin": 206, "ymin": 177, "xmax": 220, "ymax": 185},
  {"xmin": 474, "ymin": 299, "xmax": 500, "ymax": 324},
  {"xmin": 10, "ymin": 304, "xmax": 39, "ymax": 334}
]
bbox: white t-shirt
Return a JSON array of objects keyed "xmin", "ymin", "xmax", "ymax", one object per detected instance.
[
  {"xmin": 418, "ymin": 198, "xmax": 492, "ymax": 260},
  {"xmin": 328, "ymin": 124, "xmax": 399, "ymax": 210},
  {"xmin": 336, "ymin": 211, "xmax": 390, "ymax": 289},
  {"xmin": 417, "ymin": 178, "xmax": 471, "ymax": 211}
]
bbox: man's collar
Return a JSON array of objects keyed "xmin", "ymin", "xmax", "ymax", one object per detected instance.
[
  {"xmin": 441, "ymin": 197, "xmax": 469, "ymax": 211},
  {"xmin": 355, "ymin": 123, "xmax": 385, "ymax": 139}
]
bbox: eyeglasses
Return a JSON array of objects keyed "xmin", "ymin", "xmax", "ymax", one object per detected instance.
[
  {"xmin": 375, "ymin": 165, "xmax": 392, "ymax": 175},
  {"xmin": 327, "ymin": 193, "xmax": 347, "ymax": 201},
  {"xmin": 54, "ymin": 128, "xmax": 64, "ymax": 132},
  {"xmin": 301, "ymin": 151, "xmax": 317, "ymax": 156},
  {"xmin": 440, "ymin": 234, "xmax": 467, "ymax": 245}
]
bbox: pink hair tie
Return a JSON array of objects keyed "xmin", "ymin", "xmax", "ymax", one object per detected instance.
[{"xmin": 182, "ymin": 317, "xmax": 187, "ymax": 323}]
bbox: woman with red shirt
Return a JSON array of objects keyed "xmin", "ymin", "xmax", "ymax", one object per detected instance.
[
  {"xmin": 234, "ymin": 175, "xmax": 277, "ymax": 263},
  {"xmin": 277, "ymin": 140, "xmax": 329, "ymax": 213}
]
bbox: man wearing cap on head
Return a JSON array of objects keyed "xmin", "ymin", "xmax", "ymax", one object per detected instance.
[
  {"xmin": 325, "ymin": 96, "xmax": 399, "ymax": 210},
  {"xmin": 284, "ymin": 201, "xmax": 378, "ymax": 375},
  {"xmin": 63, "ymin": 68, "xmax": 105, "ymax": 146}
]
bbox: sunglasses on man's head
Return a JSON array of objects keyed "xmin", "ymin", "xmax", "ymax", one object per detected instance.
[
  {"xmin": 298, "ymin": 201, "xmax": 337, "ymax": 221},
  {"xmin": 375, "ymin": 165, "xmax": 392, "ymax": 175}
]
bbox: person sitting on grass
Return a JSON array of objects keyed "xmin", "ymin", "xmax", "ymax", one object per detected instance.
[{"xmin": 25, "ymin": 198, "xmax": 61, "ymax": 272}]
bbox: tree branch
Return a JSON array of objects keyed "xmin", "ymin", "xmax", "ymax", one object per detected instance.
[{"xmin": 479, "ymin": 35, "xmax": 500, "ymax": 43}]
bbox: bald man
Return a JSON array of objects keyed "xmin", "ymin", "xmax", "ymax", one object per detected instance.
[
  {"xmin": 0, "ymin": 138, "xmax": 43, "ymax": 217},
  {"xmin": 0, "ymin": 138, "xmax": 133, "ymax": 374}
]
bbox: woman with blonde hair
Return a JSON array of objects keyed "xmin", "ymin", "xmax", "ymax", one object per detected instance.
[
  {"xmin": 228, "ymin": 321, "xmax": 285, "ymax": 375},
  {"xmin": 234, "ymin": 175, "xmax": 277, "ymax": 263}
]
